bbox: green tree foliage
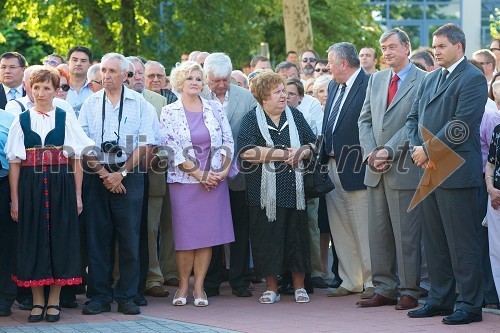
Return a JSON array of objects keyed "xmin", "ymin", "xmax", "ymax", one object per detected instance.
[
  {"xmin": 491, "ymin": 7, "xmax": 500, "ymax": 39},
  {"xmin": 0, "ymin": 0, "xmax": 382, "ymax": 70}
]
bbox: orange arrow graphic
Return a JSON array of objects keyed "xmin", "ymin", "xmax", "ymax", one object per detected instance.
[{"xmin": 408, "ymin": 125, "xmax": 465, "ymax": 211}]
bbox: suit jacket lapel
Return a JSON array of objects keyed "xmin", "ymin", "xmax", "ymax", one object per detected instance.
[
  {"xmin": 0, "ymin": 85, "xmax": 6, "ymax": 109},
  {"xmin": 322, "ymin": 81, "xmax": 339, "ymax": 134},
  {"xmin": 427, "ymin": 59, "xmax": 466, "ymax": 107},
  {"xmin": 386, "ymin": 66, "xmax": 416, "ymax": 113},
  {"xmin": 334, "ymin": 71, "xmax": 364, "ymax": 133},
  {"xmin": 227, "ymin": 85, "xmax": 239, "ymax": 122}
]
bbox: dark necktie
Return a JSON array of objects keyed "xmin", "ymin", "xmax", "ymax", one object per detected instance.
[
  {"xmin": 387, "ymin": 74, "xmax": 399, "ymax": 107},
  {"xmin": 436, "ymin": 69, "xmax": 449, "ymax": 92},
  {"xmin": 324, "ymin": 83, "xmax": 347, "ymax": 156}
]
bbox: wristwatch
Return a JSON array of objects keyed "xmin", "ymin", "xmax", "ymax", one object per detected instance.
[{"xmin": 120, "ymin": 170, "xmax": 128, "ymax": 178}]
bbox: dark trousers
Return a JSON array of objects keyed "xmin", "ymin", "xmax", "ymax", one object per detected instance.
[
  {"xmin": 477, "ymin": 181, "xmax": 499, "ymax": 305},
  {"xmin": 422, "ymin": 187, "xmax": 484, "ymax": 314},
  {"xmin": 0, "ymin": 177, "xmax": 17, "ymax": 307},
  {"xmin": 137, "ymin": 173, "xmax": 149, "ymax": 294},
  {"xmin": 85, "ymin": 171, "xmax": 143, "ymax": 303},
  {"xmin": 205, "ymin": 190, "xmax": 252, "ymax": 290}
]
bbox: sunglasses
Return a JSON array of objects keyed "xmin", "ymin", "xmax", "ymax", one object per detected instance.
[
  {"xmin": 490, "ymin": 48, "xmax": 500, "ymax": 52},
  {"xmin": 302, "ymin": 57, "xmax": 317, "ymax": 63},
  {"xmin": 59, "ymin": 84, "xmax": 70, "ymax": 92},
  {"xmin": 44, "ymin": 59, "xmax": 59, "ymax": 66},
  {"xmin": 315, "ymin": 68, "xmax": 329, "ymax": 73},
  {"xmin": 127, "ymin": 71, "xmax": 134, "ymax": 78}
]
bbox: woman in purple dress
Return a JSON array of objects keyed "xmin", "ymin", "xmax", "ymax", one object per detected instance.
[{"xmin": 158, "ymin": 61, "xmax": 234, "ymax": 307}]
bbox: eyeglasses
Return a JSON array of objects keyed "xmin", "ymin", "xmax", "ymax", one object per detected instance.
[
  {"xmin": 43, "ymin": 59, "xmax": 59, "ymax": 66},
  {"xmin": 0, "ymin": 65, "xmax": 22, "ymax": 71},
  {"xmin": 127, "ymin": 71, "xmax": 134, "ymax": 78},
  {"xmin": 147, "ymin": 73, "xmax": 166, "ymax": 80},
  {"xmin": 315, "ymin": 68, "xmax": 329, "ymax": 73},
  {"xmin": 302, "ymin": 57, "xmax": 317, "ymax": 63},
  {"xmin": 490, "ymin": 48, "xmax": 500, "ymax": 52},
  {"xmin": 91, "ymin": 80, "xmax": 102, "ymax": 85},
  {"xmin": 59, "ymin": 84, "xmax": 70, "ymax": 92}
]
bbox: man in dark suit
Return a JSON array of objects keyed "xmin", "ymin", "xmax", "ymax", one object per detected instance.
[
  {"xmin": 321, "ymin": 42, "xmax": 373, "ymax": 298},
  {"xmin": 358, "ymin": 28, "xmax": 426, "ymax": 310},
  {"xmin": 202, "ymin": 52, "xmax": 258, "ymax": 298},
  {"xmin": 407, "ymin": 23, "xmax": 486, "ymax": 325},
  {"xmin": 0, "ymin": 52, "xmax": 27, "ymax": 109}
]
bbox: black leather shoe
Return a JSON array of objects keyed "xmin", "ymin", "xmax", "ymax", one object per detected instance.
[
  {"xmin": 117, "ymin": 300, "xmax": 140, "ymax": 315},
  {"xmin": 311, "ymin": 277, "xmax": 329, "ymax": 289},
  {"xmin": 232, "ymin": 287, "xmax": 252, "ymax": 297},
  {"xmin": 82, "ymin": 300, "xmax": 111, "ymax": 315},
  {"xmin": 134, "ymin": 294, "xmax": 148, "ymax": 306},
  {"xmin": 60, "ymin": 299, "xmax": 78, "ymax": 308},
  {"xmin": 45, "ymin": 305, "xmax": 61, "ymax": 322},
  {"xmin": 0, "ymin": 305, "xmax": 12, "ymax": 317},
  {"xmin": 442, "ymin": 309, "xmax": 482, "ymax": 325},
  {"xmin": 408, "ymin": 304, "xmax": 454, "ymax": 318},
  {"xmin": 28, "ymin": 305, "xmax": 45, "ymax": 323},
  {"xmin": 205, "ymin": 288, "xmax": 220, "ymax": 297},
  {"xmin": 18, "ymin": 298, "xmax": 33, "ymax": 311}
]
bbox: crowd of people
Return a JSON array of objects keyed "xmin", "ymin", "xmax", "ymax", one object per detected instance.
[{"xmin": 0, "ymin": 22, "xmax": 499, "ymax": 326}]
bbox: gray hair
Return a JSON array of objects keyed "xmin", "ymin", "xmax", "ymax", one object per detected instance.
[
  {"xmin": 87, "ymin": 63, "xmax": 101, "ymax": 81},
  {"xmin": 231, "ymin": 70, "xmax": 248, "ymax": 88},
  {"xmin": 126, "ymin": 56, "xmax": 145, "ymax": 71},
  {"xmin": 473, "ymin": 49, "xmax": 497, "ymax": 64},
  {"xmin": 24, "ymin": 65, "xmax": 44, "ymax": 81},
  {"xmin": 313, "ymin": 74, "xmax": 333, "ymax": 95},
  {"xmin": 433, "ymin": 23, "xmax": 466, "ymax": 53},
  {"xmin": 101, "ymin": 53, "xmax": 129, "ymax": 73},
  {"xmin": 204, "ymin": 53, "xmax": 232, "ymax": 78},
  {"xmin": 410, "ymin": 51, "xmax": 434, "ymax": 67},
  {"xmin": 145, "ymin": 60, "xmax": 166, "ymax": 73},
  {"xmin": 125, "ymin": 58, "xmax": 135, "ymax": 74},
  {"xmin": 275, "ymin": 61, "xmax": 300, "ymax": 73},
  {"xmin": 326, "ymin": 42, "xmax": 360, "ymax": 68},
  {"xmin": 379, "ymin": 28, "xmax": 411, "ymax": 47}
]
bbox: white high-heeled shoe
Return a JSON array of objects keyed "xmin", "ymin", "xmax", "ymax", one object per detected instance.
[
  {"xmin": 172, "ymin": 290, "xmax": 187, "ymax": 306},
  {"xmin": 193, "ymin": 291, "xmax": 208, "ymax": 307}
]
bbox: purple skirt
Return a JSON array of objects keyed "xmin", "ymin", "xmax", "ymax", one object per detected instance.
[{"xmin": 169, "ymin": 180, "xmax": 235, "ymax": 250}]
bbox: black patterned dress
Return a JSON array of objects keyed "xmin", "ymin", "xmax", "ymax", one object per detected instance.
[{"xmin": 12, "ymin": 108, "xmax": 82, "ymax": 288}]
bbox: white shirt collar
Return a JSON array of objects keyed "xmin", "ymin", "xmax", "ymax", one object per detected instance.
[
  {"xmin": 444, "ymin": 56, "xmax": 465, "ymax": 75},
  {"xmin": 344, "ymin": 68, "xmax": 362, "ymax": 89}
]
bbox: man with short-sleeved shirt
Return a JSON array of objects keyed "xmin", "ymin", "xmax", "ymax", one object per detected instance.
[{"xmin": 79, "ymin": 53, "xmax": 159, "ymax": 316}]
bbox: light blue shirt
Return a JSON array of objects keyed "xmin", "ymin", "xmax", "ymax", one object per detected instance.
[
  {"xmin": 392, "ymin": 61, "xmax": 413, "ymax": 89},
  {"xmin": 66, "ymin": 81, "xmax": 93, "ymax": 108},
  {"xmin": 79, "ymin": 87, "xmax": 159, "ymax": 164},
  {"xmin": 0, "ymin": 109, "xmax": 14, "ymax": 177}
]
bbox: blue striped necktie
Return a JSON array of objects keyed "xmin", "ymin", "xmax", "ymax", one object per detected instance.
[{"xmin": 324, "ymin": 83, "xmax": 347, "ymax": 155}]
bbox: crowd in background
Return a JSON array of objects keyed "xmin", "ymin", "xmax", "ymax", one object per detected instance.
[{"xmin": 0, "ymin": 22, "xmax": 500, "ymax": 326}]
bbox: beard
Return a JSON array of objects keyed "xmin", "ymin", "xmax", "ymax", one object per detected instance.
[{"xmin": 303, "ymin": 64, "xmax": 314, "ymax": 75}]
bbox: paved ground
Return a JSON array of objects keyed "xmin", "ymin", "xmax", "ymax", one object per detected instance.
[{"xmin": 1, "ymin": 282, "xmax": 499, "ymax": 333}]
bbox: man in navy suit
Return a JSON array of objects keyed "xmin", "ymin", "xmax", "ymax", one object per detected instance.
[
  {"xmin": 407, "ymin": 23, "xmax": 486, "ymax": 325},
  {"xmin": 0, "ymin": 52, "xmax": 27, "ymax": 109},
  {"xmin": 320, "ymin": 42, "xmax": 373, "ymax": 298}
]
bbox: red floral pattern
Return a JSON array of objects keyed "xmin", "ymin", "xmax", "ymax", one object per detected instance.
[{"xmin": 12, "ymin": 275, "xmax": 82, "ymax": 287}]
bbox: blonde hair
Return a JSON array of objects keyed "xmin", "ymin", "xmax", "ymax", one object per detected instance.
[
  {"xmin": 312, "ymin": 75, "xmax": 332, "ymax": 99},
  {"xmin": 493, "ymin": 81, "xmax": 500, "ymax": 101},
  {"xmin": 169, "ymin": 61, "xmax": 205, "ymax": 93},
  {"xmin": 304, "ymin": 78, "xmax": 316, "ymax": 94}
]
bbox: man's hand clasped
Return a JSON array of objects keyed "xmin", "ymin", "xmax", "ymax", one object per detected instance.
[{"xmin": 100, "ymin": 172, "xmax": 127, "ymax": 194}]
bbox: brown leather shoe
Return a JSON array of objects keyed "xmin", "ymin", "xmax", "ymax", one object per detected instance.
[
  {"xmin": 144, "ymin": 285, "xmax": 170, "ymax": 297},
  {"xmin": 164, "ymin": 278, "xmax": 179, "ymax": 287},
  {"xmin": 356, "ymin": 293, "xmax": 397, "ymax": 307},
  {"xmin": 395, "ymin": 295, "xmax": 418, "ymax": 310}
]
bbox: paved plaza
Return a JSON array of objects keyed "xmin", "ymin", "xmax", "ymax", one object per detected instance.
[{"xmin": 1, "ymin": 282, "xmax": 500, "ymax": 333}]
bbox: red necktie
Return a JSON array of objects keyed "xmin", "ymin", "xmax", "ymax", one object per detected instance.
[{"xmin": 387, "ymin": 74, "xmax": 399, "ymax": 108}]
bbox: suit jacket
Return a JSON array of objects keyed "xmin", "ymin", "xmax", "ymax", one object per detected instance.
[
  {"xmin": 406, "ymin": 58, "xmax": 487, "ymax": 188},
  {"xmin": 203, "ymin": 84, "xmax": 258, "ymax": 191},
  {"xmin": 144, "ymin": 89, "xmax": 168, "ymax": 197},
  {"xmin": 0, "ymin": 85, "xmax": 25, "ymax": 110},
  {"xmin": 321, "ymin": 69, "xmax": 369, "ymax": 191},
  {"xmin": 160, "ymin": 88, "xmax": 178, "ymax": 105},
  {"xmin": 359, "ymin": 65, "xmax": 426, "ymax": 190}
]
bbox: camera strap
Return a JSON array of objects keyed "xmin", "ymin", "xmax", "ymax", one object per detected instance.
[{"xmin": 101, "ymin": 85, "xmax": 125, "ymax": 144}]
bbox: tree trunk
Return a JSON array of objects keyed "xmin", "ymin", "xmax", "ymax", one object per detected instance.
[
  {"xmin": 121, "ymin": 0, "xmax": 137, "ymax": 55},
  {"xmin": 282, "ymin": 0, "xmax": 313, "ymax": 53}
]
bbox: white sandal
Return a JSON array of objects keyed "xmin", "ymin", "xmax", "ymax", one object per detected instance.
[
  {"xmin": 259, "ymin": 290, "xmax": 281, "ymax": 304},
  {"xmin": 193, "ymin": 291, "xmax": 208, "ymax": 307},
  {"xmin": 295, "ymin": 288, "xmax": 310, "ymax": 303},
  {"xmin": 172, "ymin": 290, "xmax": 187, "ymax": 306}
]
